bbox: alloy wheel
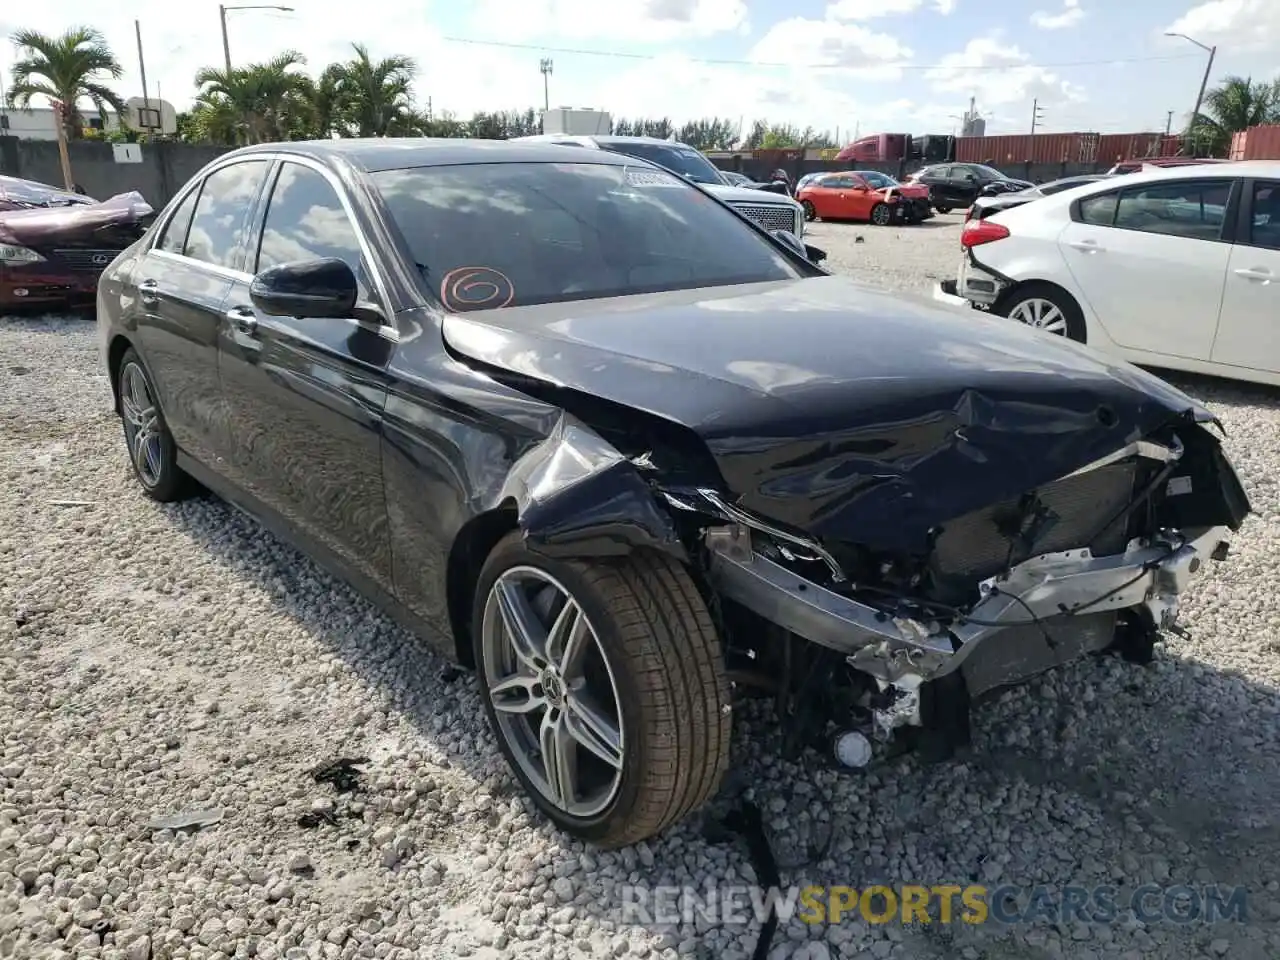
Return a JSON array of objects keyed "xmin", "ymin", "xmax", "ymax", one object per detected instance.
[
  {"xmin": 120, "ymin": 361, "xmax": 164, "ymax": 487},
  {"xmin": 871, "ymin": 204, "xmax": 891, "ymax": 226},
  {"xmin": 480, "ymin": 565, "xmax": 625, "ymax": 818},
  {"xmin": 802, "ymin": 200, "xmax": 816, "ymax": 222},
  {"xmin": 1008, "ymin": 297, "xmax": 1068, "ymax": 335}
]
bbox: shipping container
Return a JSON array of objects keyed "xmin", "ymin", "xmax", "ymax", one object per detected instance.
[
  {"xmin": 955, "ymin": 133, "xmax": 1102, "ymax": 164},
  {"xmin": 834, "ymin": 133, "xmax": 910, "ymax": 163},
  {"xmin": 1230, "ymin": 124, "xmax": 1280, "ymax": 160},
  {"xmin": 1094, "ymin": 132, "xmax": 1167, "ymax": 164}
]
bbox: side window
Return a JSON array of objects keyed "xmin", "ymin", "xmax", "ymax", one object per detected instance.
[
  {"xmin": 256, "ymin": 163, "xmax": 364, "ymax": 275},
  {"xmin": 1078, "ymin": 192, "xmax": 1119, "ymax": 226},
  {"xmin": 934, "ymin": 166, "xmax": 951, "ymax": 179},
  {"xmin": 1113, "ymin": 179, "xmax": 1231, "ymax": 241},
  {"xmin": 156, "ymin": 185, "xmax": 201, "ymax": 255},
  {"xmin": 185, "ymin": 160, "xmax": 272, "ymax": 270},
  {"xmin": 1246, "ymin": 181, "xmax": 1280, "ymax": 251},
  {"xmin": 824, "ymin": 176, "xmax": 854, "ymax": 188}
]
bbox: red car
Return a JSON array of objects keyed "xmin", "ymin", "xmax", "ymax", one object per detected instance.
[
  {"xmin": 797, "ymin": 170, "xmax": 932, "ymax": 225},
  {"xmin": 0, "ymin": 192, "xmax": 154, "ymax": 313}
]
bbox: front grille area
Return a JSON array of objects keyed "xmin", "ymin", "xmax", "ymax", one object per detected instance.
[
  {"xmin": 927, "ymin": 460, "xmax": 1138, "ymax": 602},
  {"xmin": 731, "ymin": 202, "xmax": 800, "ymax": 236},
  {"xmin": 50, "ymin": 249, "xmax": 119, "ymax": 272}
]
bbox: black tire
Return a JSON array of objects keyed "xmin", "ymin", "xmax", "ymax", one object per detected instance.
[
  {"xmin": 870, "ymin": 203, "xmax": 892, "ymax": 226},
  {"xmin": 801, "ymin": 199, "xmax": 816, "ymax": 222},
  {"xmin": 116, "ymin": 347, "xmax": 194, "ymax": 502},
  {"xmin": 472, "ymin": 532, "xmax": 732, "ymax": 848},
  {"xmin": 997, "ymin": 282, "xmax": 1088, "ymax": 343},
  {"xmin": 934, "ymin": 204, "xmax": 952, "ymax": 215}
]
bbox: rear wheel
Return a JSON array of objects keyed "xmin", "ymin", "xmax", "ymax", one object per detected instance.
[
  {"xmin": 999, "ymin": 283, "xmax": 1087, "ymax": 342},
  {"xmin": 473, "ymin": 533, "xmax": 732, "ymax": 848},
  {"xmin": 870, "ymin": 203, "xmax": 892, "ymax": 226},
  {"xmin": 801, "ymin": 200, "xmax": 816, "ymax": 221},
  {"xmin": 116, "ymin": 348, "xmax": 194, "ymax": 502}
]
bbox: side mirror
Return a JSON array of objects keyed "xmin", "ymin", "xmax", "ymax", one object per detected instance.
[
  {"xmin": 804, "ymin": 244, "xmax": 827, "ymax": 263},
  {"xmin": 770, "ymin": 229, "xmax": 806, "ymax": 257},
  {"xmin": 250, "ymin": 257, "xmax": 358, "ymax": 319}
]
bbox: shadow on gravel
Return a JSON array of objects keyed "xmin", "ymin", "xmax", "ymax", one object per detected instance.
[{"xmin": 79, "ymin": 325, "xmax": 1280, "ymax": 960}]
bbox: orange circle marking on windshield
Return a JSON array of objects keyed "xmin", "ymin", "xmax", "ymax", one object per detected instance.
[{"xmin": 441, "ymin": 266, "xmax": 515, "ymax": 311}]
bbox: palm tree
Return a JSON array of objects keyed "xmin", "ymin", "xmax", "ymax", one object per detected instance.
[
  {"xmin": 319, "ymin": 44, "xmax": 417, "ymax": 138},
  {"xmin": 1189, "ymin": 75, "xmax": 1280, "ymax": 156},
  {"xmin": 6, "ymin": 26, "xmax": 128, "ymax": 140},
  {"xmin": 193, "ymin": 51, "xmax": 312, "ymax": 145}
]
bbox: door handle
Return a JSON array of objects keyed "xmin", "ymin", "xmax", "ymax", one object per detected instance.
[
  {"xmin": 225, "ymin": 306, "xmax": 259, "ymax": 336},
  {"xmin": 138, "ymin": 279, "xmax": 159, "ymax": 305},
  {"xmin": 1234, "ymin": 267, "xmax": 1274, "ymax": 283},
  {"xmin": 1067, "ymin": 240, "xmax": 1103, "ymax": 253}
]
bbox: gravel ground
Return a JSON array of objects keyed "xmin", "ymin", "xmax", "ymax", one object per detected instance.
[{"xmin": 3, "ymin": 223, "xmax": 1280, "ymax": 960}]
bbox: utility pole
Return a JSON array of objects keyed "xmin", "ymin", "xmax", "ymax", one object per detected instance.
[
  {"xmin": 135, "ymin": 20, "xmax": 153, "ymax": 135},
  {"xmin": 219, "ymin": 5, "xmax": 232, "ymax": 73},
  {"xmin": 1030, "ymin": 98, "xmax": 1045, "ymax": 136},
  {"xmin": 539, "ymin": 58, "xmax": 553, "ymax": 112},
  {"xmin": 1164, "ymin": 32, "xmax": 1217, "ymax": 154},
  {"xmin": 1165, "ymin": 111, "xmax": 1173, "ymax": 136}
]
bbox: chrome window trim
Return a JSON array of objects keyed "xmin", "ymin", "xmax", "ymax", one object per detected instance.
[{"xmin": 146, "ymin": 152, "xmax": 399, "ymax": 342}]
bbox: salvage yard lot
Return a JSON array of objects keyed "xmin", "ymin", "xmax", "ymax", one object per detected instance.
[{"xmin": 3, "ymin": 218, "xmax": 1280, "ymax": 960}]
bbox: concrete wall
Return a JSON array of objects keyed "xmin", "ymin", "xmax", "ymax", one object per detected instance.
[{"xmin": 0, "ymin": 136, "xmax": 231, "ymax": 208}]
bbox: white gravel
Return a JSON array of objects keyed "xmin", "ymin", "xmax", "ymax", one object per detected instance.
[{"xmin": 3, "ymin": 225, "xmax": 1280, "ymax": 960}]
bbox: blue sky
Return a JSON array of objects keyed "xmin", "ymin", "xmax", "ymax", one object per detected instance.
[{"xmin": 7, "ymin": 0, "xmax": 1278, "ymax": 142}]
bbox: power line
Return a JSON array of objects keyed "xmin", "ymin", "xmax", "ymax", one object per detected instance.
[{"xmin": 438, "ymin": 35, "xmax": 1203, "ymax": 72}]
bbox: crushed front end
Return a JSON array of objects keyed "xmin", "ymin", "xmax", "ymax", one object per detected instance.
[{"xmin": 661, "ymin": 419, "xmax": 1249, "ymax": 761}]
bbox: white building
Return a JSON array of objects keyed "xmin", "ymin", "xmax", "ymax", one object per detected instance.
[{"xmin": 0, "ymin": 106, "xmax": 123, "ymax": 141}]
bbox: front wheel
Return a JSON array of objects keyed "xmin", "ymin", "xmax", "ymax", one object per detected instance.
[
  {"xmin": 801, "ymin": 199, "xmax": 816, "ymax": 221},
  {"xmin": 472, "ymin": 533, "xmax": 732, "ymax": 848},
  {"xmin": 870, "ymin": 203, "xmax": 892, "ymax": 226},
  {"xmin": 999, "ymin": 283, "xmax": 1087, "ymax": 342}
]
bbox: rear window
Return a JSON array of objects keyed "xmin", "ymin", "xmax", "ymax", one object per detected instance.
[{"xmin": 372, "ymin": 161, "xmax": 800, "ymax": 312}]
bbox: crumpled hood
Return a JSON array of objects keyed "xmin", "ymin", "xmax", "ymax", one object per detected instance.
[
  {"xmin": 443, "ymin": 275, "xmax": 1214, "ymax": 554},
  {"xmin": 0, "ymin": 191, "xmax": 153, "ymax": 246}
]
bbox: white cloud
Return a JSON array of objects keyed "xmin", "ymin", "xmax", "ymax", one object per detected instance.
[
  {"xmin": 826, "ymin": 0, "xmax": 954, "ymax": 19},
  {"xmin": 746, "ymin": 17, "xmax": 911, "ymax": 74},
  {"xmin": 925, "ymin": 36, "xmax": 1086, "ymax": 113},
  {"xmin": 1165, "ymin": 0, "xmax": 1280, "ymax": 50},
  {"xmin": 1031, "ymin": 0, "xmax": 1084, "ymax": 30},
  {"xmin": 466, "ymin": 0, "xmax": 749, "ymax": 43}
]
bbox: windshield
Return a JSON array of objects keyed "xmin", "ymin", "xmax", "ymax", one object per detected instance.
[
  {"xmin": 858, "ymin": 172, "xmax": 900, "ymax": 188},
  {"xmin": 373, "ymin": 161, "xmax": 801, "ymax": 312},
  {"xmin": 599, "ymin": 141, "xmax": 726, "ymax": 185}
]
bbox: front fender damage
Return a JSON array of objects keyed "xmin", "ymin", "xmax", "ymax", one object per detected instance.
[{"xmin": 499, "ymin": 413, "xmax": 689, "ymax": 562}]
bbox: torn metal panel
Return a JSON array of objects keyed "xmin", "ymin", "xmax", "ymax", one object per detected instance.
[{"xmin": 500, "ymin": 413, "xmax": 686, "ymax": 559}]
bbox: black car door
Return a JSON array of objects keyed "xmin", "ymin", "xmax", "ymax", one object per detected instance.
[
  {"xmin": 949, "ymin": 165, "xmax": 982, "ymax": 204},
  {"xmin": 130, "ymin": 159, "xmax": 274, "ymax": 470},
  {"xmin": 217, "ymin": 158, "xmax": 397, "ymax": 593}
]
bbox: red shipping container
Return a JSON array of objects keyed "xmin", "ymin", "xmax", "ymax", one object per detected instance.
[
  {"xmin": 1231, "ymin": 125, "xmax": 1280, "ymax": 160},
  {"xmin": 954, "ymin": 133, "xmax": 1100, "ymax": 164},
  {"xmin": 1095, "ymin": 132, "xmax": 1165, "ymax": 164}
]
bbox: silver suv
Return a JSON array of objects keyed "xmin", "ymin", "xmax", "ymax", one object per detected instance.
[{"xmin": 512, "ymin": 134, "xmax": 806, "ymax": 239}]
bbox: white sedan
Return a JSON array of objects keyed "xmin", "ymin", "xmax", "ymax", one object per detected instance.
[{"xmin": 936, "ymin": 160, "xmax": 1280, "ymax": 387}]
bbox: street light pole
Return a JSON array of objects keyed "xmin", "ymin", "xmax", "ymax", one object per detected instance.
[
  {"xmin": 220, "ymin": 4, "xmax": 294, "ymax": 73},
  {"xmin": 539, "ymin": 58, "xmax": 553, "ymax": 112},
  {"xmin": 1164, "ymin": 31, "xmax": 1217, "ymax": 151}
]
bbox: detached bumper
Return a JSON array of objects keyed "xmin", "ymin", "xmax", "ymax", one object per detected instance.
[{"xmin": 705, "ymin": 523, "xmax": 1229, "ymax": 685}]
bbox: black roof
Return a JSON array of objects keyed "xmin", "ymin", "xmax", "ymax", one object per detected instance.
[{"xmin": 228, "ymin": 137, "xmax": 636, "ymax": 173}]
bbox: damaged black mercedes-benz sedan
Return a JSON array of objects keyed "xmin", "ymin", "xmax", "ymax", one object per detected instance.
[{"xmin": 97, "ymin": 139, "xmax": 1251, "ymax": 849}]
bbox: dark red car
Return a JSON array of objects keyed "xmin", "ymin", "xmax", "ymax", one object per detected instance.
[{"xmin": 0, "ymin": 191, "xmax": 154, "ymax": 312}]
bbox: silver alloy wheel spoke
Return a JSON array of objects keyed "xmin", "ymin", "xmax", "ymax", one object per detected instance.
[
  {"xmin": 564, "ymin": 696, "xmax": 623, "ymax": 769},
  {"xmin": 494, "ymin": 578, "xmax": 549, "ymax": 670},
  {"xmin": 482, "ymin": 565, "xmax": 626, "ymax": 819},
  {"xmin": 539, "ymin": 709, "xmax": 578, "ymax": 808},
  {"xmin": 1011, "ymin": 298, "xmax": 1067, "ymax": 335}
]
